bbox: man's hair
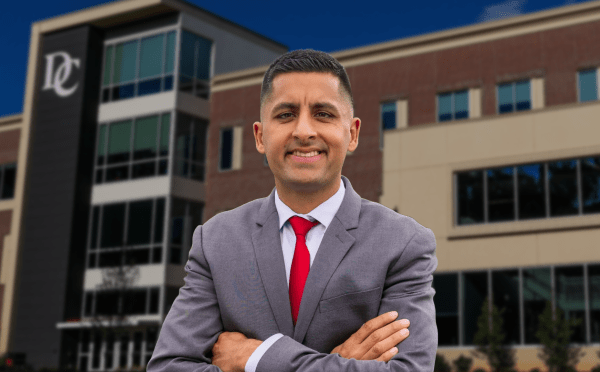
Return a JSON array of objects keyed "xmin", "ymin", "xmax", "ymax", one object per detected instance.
[{"xmin": 260, "ymin": 49, "xmax": 354, "ymax": 117}]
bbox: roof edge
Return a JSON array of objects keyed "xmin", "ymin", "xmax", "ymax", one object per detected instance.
[
  {"xmin": 0, "ymin": 114, "xmax": 23, "ymax": 126},
  {"xmin": 212, "ymin": 0, "xmax": 600, "ymax": 91}
]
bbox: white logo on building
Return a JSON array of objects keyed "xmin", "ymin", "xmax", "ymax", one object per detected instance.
[{"xmin": 42, "ymin": 51, "xmax": 81, "ymax": 98}]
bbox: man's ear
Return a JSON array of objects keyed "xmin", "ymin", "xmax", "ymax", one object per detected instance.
[
  {"xmin": 347, "ymin": 118, "xmax": 361, "ymax": 152},
  {"xmin": 253, "ymin": 121, "xmax": 265, "ymax": 154}
]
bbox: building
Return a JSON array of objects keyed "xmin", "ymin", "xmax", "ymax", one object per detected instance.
[
  {"xmin": 5, "ymin": 0, "xmax": 600, "ymax": 370},
  {"xmin": 207, "ymin": 1, "xmax": 600, "ymax": 371},
  {"xmin": 0, "ymin": 0, "xmax": 286, "ymax": 370}
]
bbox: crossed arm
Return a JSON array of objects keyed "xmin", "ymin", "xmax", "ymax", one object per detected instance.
[{"xmin": 147, "ymin": 224, "xmax": 438, "ymax": 372}]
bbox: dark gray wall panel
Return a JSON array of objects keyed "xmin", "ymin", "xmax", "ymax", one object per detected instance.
[{"xmin": 11, "ymin": 25, "xmax": 102, "ymax": 370}]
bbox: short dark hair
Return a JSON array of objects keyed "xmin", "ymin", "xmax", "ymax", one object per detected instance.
[{"xmin": 260, "ymin": 49, "xmax": 354, "ymax": 118}]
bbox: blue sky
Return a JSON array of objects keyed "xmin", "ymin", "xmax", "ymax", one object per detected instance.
[{"xmin": 0, "ymin": 0, "xmax": 590, "ymax": 117}]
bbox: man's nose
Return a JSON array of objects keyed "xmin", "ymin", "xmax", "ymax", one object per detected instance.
[{"xmin": 293, "ymin": 111, "xmax": 317, "ymax": 140}]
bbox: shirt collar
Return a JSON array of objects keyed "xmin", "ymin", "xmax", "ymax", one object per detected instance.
[{"xmin": 274, "ymin": 179, "xmax": 346, "ymax": 230}]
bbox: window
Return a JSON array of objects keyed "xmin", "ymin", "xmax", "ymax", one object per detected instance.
[
  {"xmin": 497, "ymin": 80, "xmax": 531, "ymax": 114},
  {"xmin": 438, "ymin": 90, "xmax": 468, "ymax": 122},
  {"xmin": 523, "ymin": 268, "xmax": 551, "ymax": 344},
  {"xmin": 95, "ymin": 113, "xmax": 170, "ymax": 184},
  {"xmin": 0, "ymin": 163, "xmax": 16, "ymax": 200},
  {"xmin": 578, "ymin": 69, "xmax": 598, "ymax": 102},
  {"xmin": 220, "ymin": 128, "xmax": 233, "ymax": 171},
  {"xmin": 87, "ymin": 198, "xmax": 165, "ymax": 268},
  {"xmin": 179, "ymin": 30, "xmax": 213, "ymax": 99},
  {"xmin": 83, "ymin": 287, "xmax": 160, "ymax": 317},
  {"xmin": 455, "ymin": 154, "xmax": 600, "ymax": 226},
  {"xmin": 219, "ymin": 127, "xmax": 242, "ymax": 171},
  {"xmin": 462, "ymin": 271, "xmax": 488, "ymax": 345},
  {"xmin": 169, "ymin": 198, "xmax": 203, "ymax": 265},
  {"xmin": 101, "ymin": 31, "xmax": 176, "ymax": 103},
  {"xmin": 381, "ymin": 102, "xmax": 396, "ymax": 130},
  {"xmin": 432, "ymin": 274, "xmax": 459, "ymax": 346},
  {"xmin": 434, "ymin": 262, "xmax": 600, "ymax": 346},
  {"xmin": 174, "ymin": 113, "xmax": 208, "ymax": 181}
]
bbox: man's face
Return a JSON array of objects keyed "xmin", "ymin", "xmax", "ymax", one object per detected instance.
[{"xmin": 253, "ymin": 72, "xmax": 360, "ymax": 193}]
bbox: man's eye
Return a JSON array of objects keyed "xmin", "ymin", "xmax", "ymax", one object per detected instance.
[
  {"xmin": 278, "ymin": 112, "xmax": 293, "ymax": 119},
  {"xmin": 316, "ymin": 112, "xmax": 332, "ymax": 118}
]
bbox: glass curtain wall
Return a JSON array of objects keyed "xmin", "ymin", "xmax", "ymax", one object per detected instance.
[
  {"xmin": 179, "ymin": 30, "xmax": 212, "ymax": 99},
  {"xmin": 456, "ymin": 155, "xmax": 600, "ymax": 225},
  {"xmin": 168, "ymin": 197, "xmax": 203, "ymax": 265},
  {"xmin": 174, "ymin": 113, "xmax": 208, "ymax": 181},
  {"xmin": 101, "ymin": 31, "xmax": 176, "ymax": 102}
]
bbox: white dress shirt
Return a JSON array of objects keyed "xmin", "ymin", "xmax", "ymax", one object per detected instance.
[{"xmin": 244, "ymin": 179, "xmax": 346, "ymax": 372}]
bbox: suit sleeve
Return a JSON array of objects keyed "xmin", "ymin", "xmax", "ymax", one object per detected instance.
[
  {"xmin": 146, "ymin": 225, "xmax": 222, "ymax": 372},
  {"xmin": 254, "ymin": 223, "xmax": 438, "ymax": 372}
]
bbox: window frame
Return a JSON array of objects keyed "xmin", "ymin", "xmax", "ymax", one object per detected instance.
[
  {"xmin": 576, "ymin": 68, "xmax": 600, "ymax": 103},
  {"xmin": 454, "ymin": 154, "xmax": 600, "ymax": 227},
  {"xmin": 86, "ymin": 198, "xmax": 166, "ymax": 269},
  {"xmin": 435, "ymin": 261, "xmax": 599, "ymax": 348},
  {"xmin": 100, "ymin": 26, "xmax": 178, "ymax": 103},
  {"xmin": 436, "ymin": 89, "xmax": 470, "ymax": 123},
  {"xmin": 218, "ymin": 127, "xmax": 235, "ymax": 172},
  {"xmin": 95, "ymin": 112, "xmax": 172, "ymax": 184},
  {"xmin": 495, "ymin": 79, "xmax": 532, "ymax": 115}
]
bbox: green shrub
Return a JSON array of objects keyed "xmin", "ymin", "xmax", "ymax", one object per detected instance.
[
  {"xmin": 453, "ymin": 354, "xmax": 473, "ymax": 372},
  {"xmin": 435, "ymin": 354, "xmax": 452, "ymax": 372}
]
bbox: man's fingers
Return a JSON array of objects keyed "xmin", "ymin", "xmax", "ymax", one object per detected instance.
[
  {"xmin": 356, "ymin": 311, "xmax": 398, "ymax": 343},
  {"xmin": 375, "ymin": 346, "xmax": 399, "ymax": 362}
]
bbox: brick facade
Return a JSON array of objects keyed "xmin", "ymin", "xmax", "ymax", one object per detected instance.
[{"xmin": 206, "ymin": 19, "xmax": 600, "ymax": 222}]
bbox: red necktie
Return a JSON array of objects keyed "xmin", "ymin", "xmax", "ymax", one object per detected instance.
[{"xmin": 288, "ymin": 216, "xmax": 319, "ymax": 326}]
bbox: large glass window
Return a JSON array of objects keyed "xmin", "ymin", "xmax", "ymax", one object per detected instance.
[
  {"xmin": 462, "ymin": 272, "xmax": 488, "ymax": 345},
  {"xmin": 179, "ymin": 30, "xmax": 212, "ymax": 99},
  {"xmin": 174, "ymin": 113, "xmax": 208, "ymax": 181},
  {"xmin": 0, "ymin": 163, "xmax": 16, "ymax": 200},
  {"xmin": 168, "ymin": 198, "xmax": 203, "ymax": 265},
  {"xmin": 487, "ymin": 167, "xmax": 514, "ymax": 222},
  {"xmin": 497, "ymin": 80, "xmax": 531, "ymax": 114},
  {"xmin": 589, "ymin": 264, "xmax": 600, "ymax": 342},
  {"xmin": 555, "ymin": 266, "xmax": 586, "ymax": 343},
  {"xmin": 436, "ymin": 264, "xmax": 599, "ymax": 347},
  {"xmin": 101, "ymin": 31, "xmax": 176, "ymax": 103},
  {"xmin": 96, "ymin": 113, "xmax": 171, "ymax": 184},
  {"xmin": 456, "ymin": 170, "xmax": 483, "ymax": 225},
  {"xmin": 438, "ymin": 90, "xmax": 468, "ymax": 122},
  {"xmin": 87, "ymin": 198, "xmax": 165, "ymax": 268},
  {"xmin": 581, "ymin": 157, "xmax": 600, "ymax": 214},
  {"xmin": 456, "ymin": 155, "xmax": 600, "ymax": 226},
  {"xmin": 523, "ymin": 268, "xmax": 551, "ymax": 344},
  {"xmin": 518, "ymin": 164, "xmax": 546, "ymax": 220},
  {"xmin": 578, "ymin": 69, "xmax": 598, "ymax": 103},
  {"xmin": 492, "ymin": 270, "xmax": 520, "ymax": 344},
  {"xmin": 433, "ymin": 273, "xmax": 459, "ymax": 346},
  {"xmin": 548, "ymin": 160, "xmax": 579, "ymax": 217}
]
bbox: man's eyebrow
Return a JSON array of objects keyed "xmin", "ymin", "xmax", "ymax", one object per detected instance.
[
  {"xmin": 271, "ymin": 102, "xmax": 299, "ymax": 113},
  {"xmin": 311, "ymin": 102, "xmax": 339, "ymax": 112}
]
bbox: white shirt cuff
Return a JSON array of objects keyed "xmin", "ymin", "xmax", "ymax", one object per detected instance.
[{"xmin": 244, "ymin": 333, "xmax": 284, "ymax": 372}]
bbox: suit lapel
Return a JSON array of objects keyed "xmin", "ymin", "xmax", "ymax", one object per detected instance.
[
  {"xmin": 252, "ymin": 190, "xmax": 296, "ymax": 338},
  {"xmin": 252, "ymin": 176, "xmax": 362, "ymax": 343}
]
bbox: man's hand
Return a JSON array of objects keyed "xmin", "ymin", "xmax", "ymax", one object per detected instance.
[
  {"xmin": 212, "ymin": 331, "xmax": 262, "ymax": 372},
  {"xmin": 330, "ymin": 311, "xmax": 409, "ymax": 362}
]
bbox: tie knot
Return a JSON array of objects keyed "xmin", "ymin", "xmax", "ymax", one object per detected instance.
[{"xmin": 288, "ymin": 216, "xmax": 319, "ymax": 237}]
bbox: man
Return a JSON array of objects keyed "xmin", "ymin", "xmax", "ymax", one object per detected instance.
[{"xmin": 147, "ymin": 49, "xmax": 437, "ymax": 372}]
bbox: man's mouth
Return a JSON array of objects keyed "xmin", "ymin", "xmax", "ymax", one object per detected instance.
[
  {"xmin": 287, "ymin": 150, "xmax": 324, "ymax": 163},
  {"xmin": 290, "ymin": 150, "xmax": 322, "ymax": 157}
]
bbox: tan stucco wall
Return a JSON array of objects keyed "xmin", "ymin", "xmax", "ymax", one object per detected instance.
[
  {"xmin": 381, "ymin": 100, "xmax": 600, "ymax": 370},
  {"xmin": 381, "ymin": 100, "xmax": 600, "ymax": 273},
  {"xmin": 437, "ymin": 345, "xmax": 600, "ymax": 372}
]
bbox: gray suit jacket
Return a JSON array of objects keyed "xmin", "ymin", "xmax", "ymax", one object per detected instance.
[{"xmin": 147, "ymin": 176, "xmax": 438, "ymax": 372}]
